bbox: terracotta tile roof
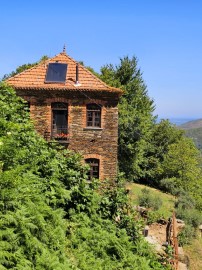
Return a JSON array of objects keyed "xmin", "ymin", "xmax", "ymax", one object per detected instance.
[{"xmin": 6, "ymin": 52, "xmax": 122, "ymax": 95}]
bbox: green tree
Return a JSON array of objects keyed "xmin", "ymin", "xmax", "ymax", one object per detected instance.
[
  {"xmin": 142, "ymin": 120, "xmax": 185, "ymax": 185},
  {"xmin": 162, "ymin": 136, "xmax": 202, "ymax": 209},
  {"xmin": 162, "ymin": 137, "xmax": 201, "ymax": 189},
  {"xmin": 100, "ymin": 56, "xmax": 156, "ymax": 181}
]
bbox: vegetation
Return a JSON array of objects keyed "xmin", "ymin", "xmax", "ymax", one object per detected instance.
[
  {"xmin": 183, "ymin": 238, "xmax": 202, "ymax": 270},
  {"xmin": 178, "ymin": 118, "xmax": 202, "ymax": 151},
  {"xmin": 0, "ymin": 82, "xmax": 169, "ymax": 269},
  {"xmin": 99, "ymin": 56, "xmax": 156, "ymax": 181},
  {"xmin": 3, "ymin": 53, "xmax": 202, "ymax": 268},
  {"xmin": 99, "ymin": 57, "xmax": 202, "ymax": 250},
  {"xmin": 126, "ymin": 183, "xmax": 175, "ymax": 221}
]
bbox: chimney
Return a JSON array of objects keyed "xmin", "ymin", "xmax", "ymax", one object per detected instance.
[
  {"xmin": 74, "ymin": 63, "xmax": 81, "ymax": 86},
  {"xmin": 76, "ymin": 63, "xmax": 79, "ymax": 84}
]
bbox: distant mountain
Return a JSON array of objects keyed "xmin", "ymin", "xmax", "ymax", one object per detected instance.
[
  {"xmin": 179, "ymin": 119, "xmax": 202, "ymax": 150},
  {"xmin": 157, "ymin": 117, "xmax": 197, "ymax": 126},
  {"xmin": 169, "ymin": 118, "xmax": 197, "ymax": 126},
  {"xmin": 179, "ymin": 119, "xmax": 202, "ymax": 130}
]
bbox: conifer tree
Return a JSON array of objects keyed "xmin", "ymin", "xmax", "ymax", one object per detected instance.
[{"xmin": 100, "ymin": 56, "xmax": 156, "ymax": 180}]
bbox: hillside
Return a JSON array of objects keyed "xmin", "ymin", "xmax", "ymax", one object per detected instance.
[
  {"xmin": 126, "ymin": 182, "xmax": 175, "ymax": 220},
  {"xmin": 179, "ymin": 118, "xmax": 202, "ymax": 129},
  {"xmin": 178, "ymin": 119, "xmax": 202, "ymax": 150},
  {"xmin": 126, "ymin": 183, "xmax": 202, "ymax": 270}
]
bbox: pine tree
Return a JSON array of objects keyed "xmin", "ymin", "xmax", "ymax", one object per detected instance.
[{"xmin": 100, "ymin": 56, "xmax": 156, "ymax": 180}]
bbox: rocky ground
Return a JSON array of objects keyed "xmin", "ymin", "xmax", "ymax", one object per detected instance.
[{"xmin": 144, "ymin": 222, "xmax": 188, "ymax": 270}]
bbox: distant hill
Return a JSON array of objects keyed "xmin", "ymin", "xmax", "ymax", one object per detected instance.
[
  {"xmin": 179, "ymin": 118, "xmax": 202, "ymax": 130},
  {"xmin": 179, "ymin": 119, "xmax": 202, "ymax": 150}
]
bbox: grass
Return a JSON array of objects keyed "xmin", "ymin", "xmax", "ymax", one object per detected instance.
[
  {"xmin": 125, "ymin": 182, "xmax": 175, "ymax": 220},
  {"xmin": 183, "ymin": 238, "xmax": 202, "ymax": 270}
]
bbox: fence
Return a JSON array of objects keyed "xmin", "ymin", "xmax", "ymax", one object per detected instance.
[{"xmin": 166, "ymin": 212, "xmax": 179, "ymax": 269}]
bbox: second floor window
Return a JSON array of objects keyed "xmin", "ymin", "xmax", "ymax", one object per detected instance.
[
  {"xmin": 51, "ymin": 102, "xmax": 68, "ymax": 140},
  {"xmin": 86, "ymin": 104, "xmax": 101, "ymax": 127}
]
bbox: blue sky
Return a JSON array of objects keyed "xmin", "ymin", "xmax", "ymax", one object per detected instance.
[{"xmin": 1, "ymin": 0, "xmax": 202, "ymax": 119}]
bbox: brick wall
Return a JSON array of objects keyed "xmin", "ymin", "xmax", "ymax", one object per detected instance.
[{"xmin": 19, "ymin": 90, "xmax": 119, "ymax": 180}]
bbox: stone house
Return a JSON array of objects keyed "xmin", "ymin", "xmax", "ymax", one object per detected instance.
[{"xmin": 6, "ymin": 50, "xmax": 122, "ymax": 180}]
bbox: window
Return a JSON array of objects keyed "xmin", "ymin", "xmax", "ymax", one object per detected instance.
[
  {"xmin": 85, "ymin": 158, "xmax": 99, "ymax": 179},
  {"xmin": 86, "ymin": 104, "xmax": 101, "ymax": 127},
  {"xmin": 51, "ymin": 103, "xmax": 68, "ymax": 141}
]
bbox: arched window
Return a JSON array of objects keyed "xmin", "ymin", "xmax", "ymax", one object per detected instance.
[
  {"xmin": 86, "ymin": 104, "xmax": 101, "ymax": 127},
  {"xmin": 85, "ymin": 158, "xmax": 100, "ymax": 179},
  {"xmin": 51, "ymin": 102, "xmax": 68, "ymax": 141}
]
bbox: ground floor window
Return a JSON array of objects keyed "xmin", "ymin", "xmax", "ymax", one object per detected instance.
[{"xmin": 85, "ymin": 158, "xmax": 99, "ymax": 179}]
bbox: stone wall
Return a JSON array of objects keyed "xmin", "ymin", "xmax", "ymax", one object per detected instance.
[{"xmin": 18, "ymin": 90, "xmax": 119, "ymax": 180}]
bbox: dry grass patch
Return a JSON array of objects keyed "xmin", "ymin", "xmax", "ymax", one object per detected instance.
[{"xmin": 184, "ymin": 238, "xmax": 202, "ymax": 270}]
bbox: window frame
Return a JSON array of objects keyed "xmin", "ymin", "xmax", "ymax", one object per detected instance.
[
  {"xmin": 85, "ymin": 158, "xmax": 100, "ymax": 180},
  {"xmin": 86, "ymin": 104, "xmax": 101, "ymax": 128},
  {"xmin": 51, "ymin": 102, "xmax": 68, "ymax": 141}
]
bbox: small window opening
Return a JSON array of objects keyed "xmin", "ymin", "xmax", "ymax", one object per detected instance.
[
  {"xmin": 86, "ymin": 104, "xmax": 101, "ymax": 127},
  {"xmin": 51, "ymin": 102, "xmax": 68, "ymax": 141},
  {"xmin": 85, "ymin": 158, "xmax": 100, "ymax": 180}
]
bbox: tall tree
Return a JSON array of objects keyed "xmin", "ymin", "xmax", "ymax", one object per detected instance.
[
  {"xmin": 100, "ymin": 56, "xmax": 156, "ymax": 181},
  {"xmin": 142, "ymin": 120, "xmax": 185, "ymax": 185}
]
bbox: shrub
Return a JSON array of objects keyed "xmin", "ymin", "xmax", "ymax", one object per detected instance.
[
  {"xmin": 178, "ymin": 225, "xmax": 196, "ymax": 246},
  {"xmin": 138, "ymin": 188, "xmax": 162, "ymax": 211},
  {"xmin": 160, "ymin": 178, "xmax": 180, "ymax": 195},
  {"xmin": 176, "ymin": 207, "xmax": 202, "ymax": 229}
]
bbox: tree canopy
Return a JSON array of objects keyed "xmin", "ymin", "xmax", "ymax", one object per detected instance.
[{"xmin": 100, "ymin": 56, "xmax": 156, "ymax": 181}]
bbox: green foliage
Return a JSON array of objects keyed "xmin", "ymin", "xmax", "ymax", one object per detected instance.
[
  {"xmin": 178, "ymin": 225, "xmax": 196, "ymax": 246},
  {"xmin": 162, "ymin": 137, "xmax": 201, "ymax": 190},
  {"xmin": 175, "ymin": 191, "xmax": 202, "ymax": 246},
  {"xmin": 144, "ymin": 120, "xmax": 202, "ymax": 213},
  {"xmin": 0, "ymin": 83, "xmax": 72, "ymax": 269},
  {"xmin": 66, "ymin": 212, "xmax": 166, "ymax": 270},
  {"xmin": 100, "ymin": 64, "xmax": 121, "ymax": 88},
  {"xmin": 144, "ymin": 120, "xmax": 185, "ymax": 184},
  {"xmin": 138, "ymin": 188, "xmax": 162, "ymax": 211},
  {"xmin": 185, "ymin": 127, "xmax": 202, "ymax": 151},
  {"xmin": 0, "ymin": 82, "xmax": 170, "ymax": 269},
  {"xmin": 99, "ymin": 57, "xmax": 202, "ymax": 217},
  {"xmin": 100, "ymin": 56, "xmax": 156, "ymax": 180}
]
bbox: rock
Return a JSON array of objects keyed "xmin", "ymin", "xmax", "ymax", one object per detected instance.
[{"xmin": 178, "ymin": 261, "xmax": 188, "ymax": 270}]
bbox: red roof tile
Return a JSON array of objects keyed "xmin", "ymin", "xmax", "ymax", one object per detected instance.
[{"xmin": 6, "ymin": 52, "xmax": 122, "ymax": 95}]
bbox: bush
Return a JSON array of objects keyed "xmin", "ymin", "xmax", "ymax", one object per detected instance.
[
  {"xmin": 178, "ymin": 225, "xmax": 196, "ymax": 246},
  {"xmin": 174, "ymin": 191, "xmax": 195, "ymax": 210},
  {"xmin": 138, "ymin": 188, "xmax": 162, "ymax": 211},
  {"xmin": 175, "ymin": 191, "xmax": 202, "ymax": 246},
  {"xmin": 160, "ymin": 178, "xmax": 180, "ymax": 195},
  {"xmin": 176, "ymin": 207, "xmax": 202, "ymax": 229}
]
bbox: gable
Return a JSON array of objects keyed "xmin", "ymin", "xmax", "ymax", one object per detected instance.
[{"xmin": 6, "ymin": 52, "xmax": 122, "ymax": 95}]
